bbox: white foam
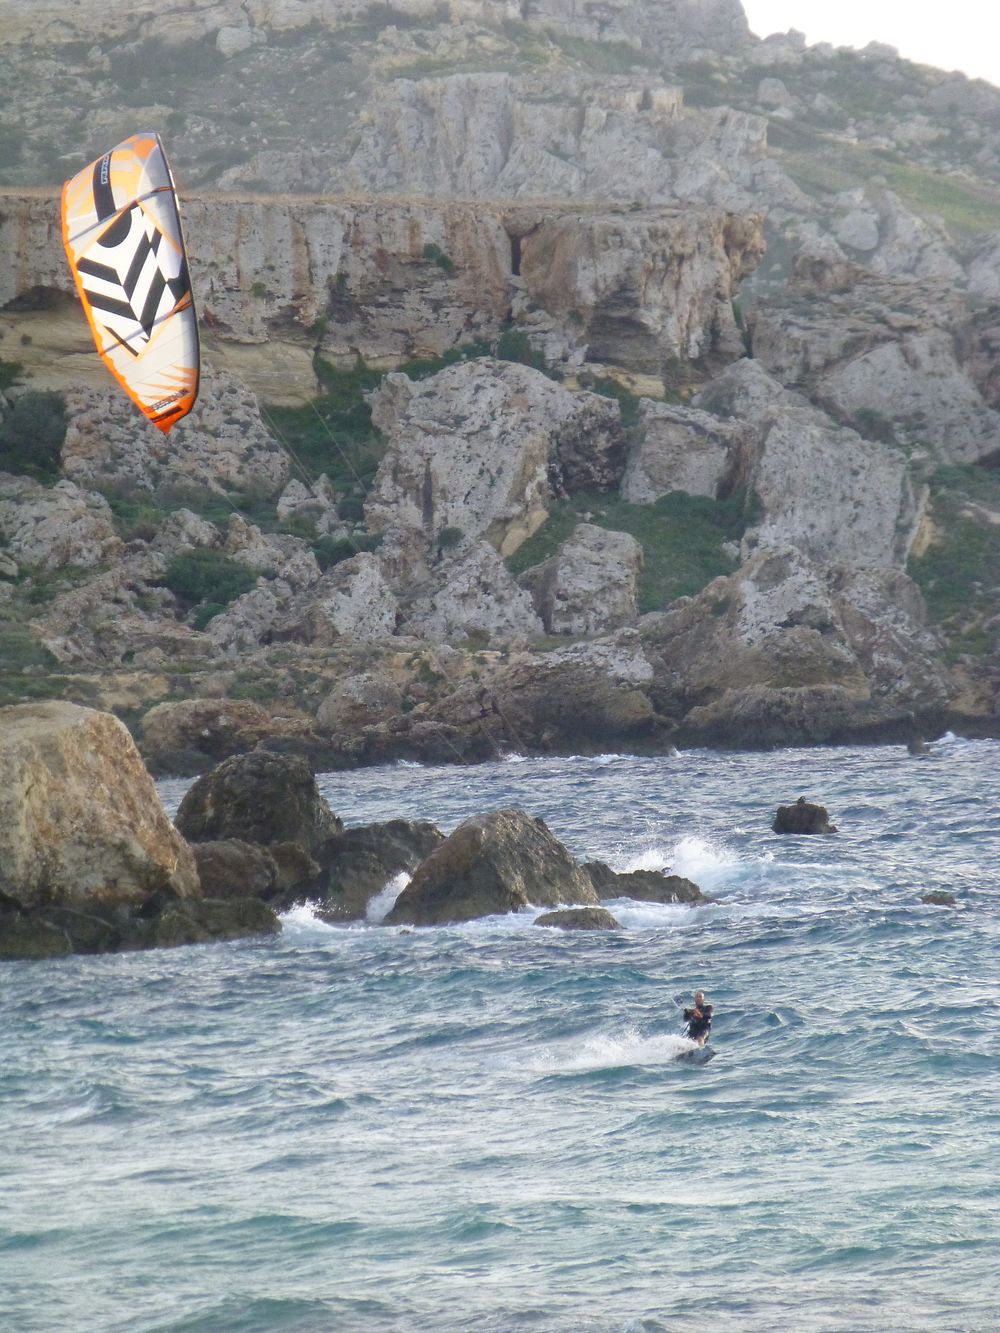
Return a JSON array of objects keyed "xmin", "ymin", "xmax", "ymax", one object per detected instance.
[
  {"xmin": 501, "ymin": 751, "xmax": 528, "ymax": 763},
  {"xmin": 278, "ymin": 901, "xmax": 338, "ymax": 939},
  {"xmin": 535, "ymin": 1026, "xmax": 700, "ymax": 1074},
  {"xmin": 668, "ymin": 834, "xmax": 740, "ymax": 884},
  {"xmin": 366, "ymin": 871, "xmax": 410, "ymax": 924}
]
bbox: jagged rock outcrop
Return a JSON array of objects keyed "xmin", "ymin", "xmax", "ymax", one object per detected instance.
[
  {"xmin": 0, "ymin": 475, "xmax": 121, "ymax": 570},
  {"xmin": 385, "ymin": 808, "xmax": 597, "ymax": 925},
  {"xmin": 141, "ymin": 698, "xmax": 322, "ymax": 776},
  {"xmin": 61, "ymin": 368, "xmax": 290, "ymax": 499},
  {"xmin": 402, "ymin": 541, "xmax": 544, "ymax": 643},
  {"xmin": 584, "ymin": 861, "xmax": 707, "ymax": 904},
  {"xmin": 367, "ymin": 360, "xmax": 624, "ymax": 564},
  {"xmin": 621, "ymin": 401, "xmax": 751, "ymax": 503},
  {"xmin": 519, "ymin": 524, "xmax": 642, "ymax": 636},
  {"xmin": 640, "ymin": 545, "xmax": 951, "ymax": 744},
  {"xmin": 695, "ymin": 360, "xmax": 922, "ymax": 568},
  {"xmin": 191, "ymin": 839, "xmax": 279, "ymax": 900}
]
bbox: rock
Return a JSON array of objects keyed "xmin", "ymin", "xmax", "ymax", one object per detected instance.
[
  {"xmin": 315, "ymin": 820, "xmax": 445, "ymax": 920},
  {"xmin": 772, "ymin": 798, "xmax": 837, "ymax": 835},
  {"xmin": 640, "ymin": 545, "xmax": 950, "ymax": 738},
  {"xmin": 535, "ymin": 907, "xmax": 622, "ymax": 930},
  {"xmin": 621, "ymin": 400, "xmax": 751, "ymax": 504},
  {"xmin": 150, "ymin": 508, "xmax": 220, "ymax": 559},
  {"xmin": 907, "ymin": 736, "xmax": 930, "ymax": 756},
  {"xmin": 61, "ymin": 368, "xmax": 290, "ymax": 500},
  {"xmin": 584, "ymin": 860, "xmax": 707, "ymax": 903},
  {"xmin": 266, "ymin": 553, "xmax": 399, "ymax": 646},
  {"xmin": 403, "ymin": 541, "xmax": 544, "ymax": 642},
  {"xmin": 697, "ymin": 361, "xmax": 921, "ymax": 570},
  {"xmin": 921, "ymin": 892, "xmax": 956, "ymax": 907},
  {"xmin": 141, "ymin": 699, "xmax": 320, "ymax": 776},
  {"xmin": 190, "ymin": 840, "xmax": 279, "ymax": 901},
  {"xmin": 145, "ymin": 897, "xmax": 280, "ymax": 949},
  {"xmin": 0, "ymin": 476, "xmax": 122, "ymax": 570},
  {"xmin": 518, "ymin": 524, "xmax": 642, "ymax": 636},
  {"xmin": 0, "ymin": 914, "xmax": 72, "ymax": 961},
  {"xmin": 385, "ymin": 809, "xmax": 597, "ymax": 925},
  {"xmin": 175, "ymin": 751, "xmax": 343, "ymax": 853},
  {"xmin": 366, "ymin": 360, "xmax": 624, "ymax": 566},
  {"xmin": 316, "ymin": 670, "xmax": 404, "ymax": 733},
  {"xmin": 0, "ymin": 701, "xmax": 199, "ymax": 913}
]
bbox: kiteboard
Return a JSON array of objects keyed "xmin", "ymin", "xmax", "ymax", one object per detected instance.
[{"xmin": 676, "ymin": 1046, "xmax": 715, "ymax": 1065}]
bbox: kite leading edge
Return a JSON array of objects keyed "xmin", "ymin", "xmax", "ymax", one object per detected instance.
[{"xmin": 61, "ymin": 133, "xmax": 199, "ymax": 433}]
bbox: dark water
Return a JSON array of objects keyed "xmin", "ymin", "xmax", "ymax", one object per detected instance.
[{"xmin": 3, "ymin": 739, "xmax": 998, "ymax": 1332}]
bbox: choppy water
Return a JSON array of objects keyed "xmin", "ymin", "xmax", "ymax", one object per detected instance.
[{"xmin": 3, "ymin": 740, "xmax": 999, "ymax": 1332}]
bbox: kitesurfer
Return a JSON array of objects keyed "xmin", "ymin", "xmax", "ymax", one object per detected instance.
[{"xmin": 683, "ymin": 991, "xmax": 713, "ymax": 1046}]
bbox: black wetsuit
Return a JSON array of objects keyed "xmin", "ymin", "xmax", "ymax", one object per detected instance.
[{"xmin": 683, "ymin": 1004, "xmax": 713, "ymax": 1043}]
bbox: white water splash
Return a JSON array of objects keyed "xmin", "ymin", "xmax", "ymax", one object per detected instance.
[
  {"xmin": 365, "ymin": 871, "xmax": 410, "ymax": 924},
  {"xmin": 536, "ymin": 1026, "xmax": 701, "ymax": 1074}
]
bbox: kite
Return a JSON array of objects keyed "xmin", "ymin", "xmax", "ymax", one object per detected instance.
[{"xmin": 61, "ymin": 133, "xmax": 199, "ymax": 432}]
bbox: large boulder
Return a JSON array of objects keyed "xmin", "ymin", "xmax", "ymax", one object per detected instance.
[
  {"xmin": 0, "ymin": 702, "xmax": 199, "ymax": 912},
  {"xmin": 175, "ymin": 751, "xmax": 343, "ymax": 853},
  {"xmin": 366, "ymin": 359, "xmax": 624, "ymax": 566},
  {"xmin": 191, "ymin": 840, "xmax": 279, "ymax": 901},
  {"xmin": 518, "ymin": 523, "xmax": 642, "ymax": 636},
  {"xmin": 621, "ymin": 400, "xmax": 751, "ymax": 503},
  {"xmin": 0, "ymin": 476, "xmax": 122, "ymax": 570},
  {"xmin": 402, "ymin": 541, "xmax": 544, "ymax": 643},
  {"xmin": 0, "ymin": 702, "xmax": 279, "ymax": 959},
  {"xmin": 385, "ymin": 809, "xmax": 597, "ymax": 926}
]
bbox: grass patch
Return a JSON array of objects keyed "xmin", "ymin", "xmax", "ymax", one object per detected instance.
[
  {"xmin": 910, "ymin": 465, "xmax": 1000, "ymax": 658},
  {"xmin": 506, "ymin": 490, "xmax": 748, "ymax": 611},
  {"xmin": 162, "ymin": 549, "xmax": 258, "ymax": 614}
]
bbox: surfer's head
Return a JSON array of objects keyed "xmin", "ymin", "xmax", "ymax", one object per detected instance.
[{"xmin": 694, "ymin": 991, "xmax": 705, "ymax": 1006}]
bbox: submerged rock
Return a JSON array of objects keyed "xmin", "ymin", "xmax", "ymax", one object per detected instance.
[
  {"xmin": 921, "ymin": 892, "xmax": 956, "ymax": 907},
  {"xmin": 584, "ymin": 861, "xmax": 707, "ymax": 904},
  {"xmin": 385, "ymin": 808, "xmax": 597, "ymax": 926},
  {"xmin": 535, "ymin": 907, "xmax": 622, "ymax": 931},
  {"xmin": 772, "ymin": 798, "xmax": 838, "ymax": 835}
]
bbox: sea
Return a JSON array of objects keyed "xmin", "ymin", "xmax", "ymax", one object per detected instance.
[{"xmin": 3, "ymin": 739, "xmax": 998, "ymax": 1333}]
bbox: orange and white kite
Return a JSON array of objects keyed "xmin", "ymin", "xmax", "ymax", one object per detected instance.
[{"xmin": 61, "ymin": 133, "xmax": 199, "ymax": 433}]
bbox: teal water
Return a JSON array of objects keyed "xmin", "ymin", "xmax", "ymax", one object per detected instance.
[{"xmin": 3, "ymin": 739, "xmax": 998, "ymax": 1332}]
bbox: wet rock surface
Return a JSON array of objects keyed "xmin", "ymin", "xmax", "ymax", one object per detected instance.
[
  {"xmin": 535, "ymin": 907, "xmax": 622, "ymax": 931},
  {"xmin": 772, "ymin": 799, "xmax": 838, "ymax": 835}
]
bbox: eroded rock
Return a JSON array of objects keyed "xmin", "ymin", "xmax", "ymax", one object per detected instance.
[
  {"xmin": 385, "ymin": 809, "xmax": 597, "ymax": 925},
  {"xmin": 535, "ymin": 907, "xmax": 622, "ymax": 930}
]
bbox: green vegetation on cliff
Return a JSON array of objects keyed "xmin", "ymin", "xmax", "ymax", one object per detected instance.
[
  {"xmin": 506, "ymin": 490, "xmax": 749, "ymax": 613},
  {"xmin": 910, "ymin": 465, "xmax": 1000, "ymax": 658}
]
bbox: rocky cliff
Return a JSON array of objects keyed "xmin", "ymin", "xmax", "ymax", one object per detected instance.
[{"xmin": 1, "ymin": 0, "xmax": 998, "ymax": 755}]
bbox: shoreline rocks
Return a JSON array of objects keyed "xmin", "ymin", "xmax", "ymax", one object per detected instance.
[{"xmin": 0, "ymin": 702, "xmax": 280, "ymax": 960}]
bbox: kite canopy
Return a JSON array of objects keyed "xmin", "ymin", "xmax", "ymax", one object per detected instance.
[{"xmin": 61, "ymin": 133, "xmax": 199, "ymax": 433}]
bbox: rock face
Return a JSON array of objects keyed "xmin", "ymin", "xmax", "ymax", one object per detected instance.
[
  {"xmin": 519, "ymin": 524, "xmax": 642, "ymax": 636},
  {"xmin": 403, "ymin": 542, "xmax": 544, "ymax": 643},
  {"xmin": 367, "ymin": 360, "xmax": 625, "ymax": 564},
  {"xmin": 141, "ymin": 699, "xmax": 322, "ymax": 777},
  {"xmin": 385, "ymin": 809, "xmax": 597, "ymax": 925},
  {"xmin": 0, "ymin": 702, "xmax": 279, "ymax": 959},
  {"xmin": 621, "ymin": 401, "xmax": 750, "ymax": 504},
  {"xmin": 0, "ymin": 702, "xmax": 199, "ymax": 911},
  {"xmin": 772, "ymin": 799, "xmax": 837, "ymax": 835},
  {"xmin": 0, "ymin": 476, "xmax": 122, "ymax": 570},
  {"xmin": 535, "ymin": 907, "xmax": 622, "ymax": 930}
]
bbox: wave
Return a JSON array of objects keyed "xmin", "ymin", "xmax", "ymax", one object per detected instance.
[{"xmin": 366, "ymin": 871, "xmax": 409, "ymax": 924}]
